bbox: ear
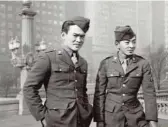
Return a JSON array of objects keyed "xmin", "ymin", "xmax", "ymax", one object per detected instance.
[
  {"xmin": 115, "ymin": 41, "xmax": 120, "ymax": 50},
  {"xmin": 61, "ymin": 32, "xmax": 66, "ymax": 39}
]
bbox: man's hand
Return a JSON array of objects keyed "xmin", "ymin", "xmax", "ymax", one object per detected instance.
[
  {"xmin": 41, "ymin": 118, "xmax": 47, "ymax": 127},
  {"xmin": 97, "ymin": 122, "xmax": 105, "ymax": 127},
  {"xmin": 150, "ymin": 121, "xmax": 158, "ymax": 127}
]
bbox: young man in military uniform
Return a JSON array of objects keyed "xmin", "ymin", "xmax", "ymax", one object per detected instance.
[
  {"xmin": 23, "ymin": 16, "xmax": 92, "ymax": 127},
  {"xmin": 93, "ymin": 25, "xmax": 158, "ymax": 127}
]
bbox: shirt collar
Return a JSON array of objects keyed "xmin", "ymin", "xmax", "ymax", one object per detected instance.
[
  {"xmin": 63, "ymin": 45, "xmax": 78, "ymax": 57},
  {"xmin": 117, "ymin": 51, "xmax": 133, "ymax": 65}
]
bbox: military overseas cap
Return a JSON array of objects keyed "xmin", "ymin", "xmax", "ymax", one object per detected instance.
[
  {"xmin": 114, "ymin": 25, "xmax": 135, "ymax": 41},
  {"xmin": 63, "ymin": 16, "xmax": 90, "ymax": 33}
]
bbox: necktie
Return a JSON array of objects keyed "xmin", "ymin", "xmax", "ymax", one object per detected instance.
[
  {"xmin": 122, "ymin": 59, "xmax": 128, "ymax": 74},
  {"xmin": 71, "ymin": 52, "xmax": 78, "ymax": 66}
]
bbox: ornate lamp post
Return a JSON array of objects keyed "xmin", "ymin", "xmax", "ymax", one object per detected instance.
[{"xmin": 8, "ymin": 0, "xmax": 37, "ymax": 115}]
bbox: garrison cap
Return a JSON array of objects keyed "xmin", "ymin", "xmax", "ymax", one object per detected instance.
[
  {"xmin": 114, "ymin": 25, "xmax": 135, "ymax": 41},
  {"xmin": 63, "ymin": 16, "xmax": 90, "ymax": 33}
]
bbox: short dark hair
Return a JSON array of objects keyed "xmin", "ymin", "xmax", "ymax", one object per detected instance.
[{"xmin": 61, "ymin": 21, "xmax": 75, "ymax": 33}]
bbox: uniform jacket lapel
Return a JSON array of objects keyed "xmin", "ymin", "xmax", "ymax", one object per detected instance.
[
  {"xmin": 57, "ymin": 48, "xmax": 74, "ymax": 67},
  {"xmin": 125, "ymin": 55, "xmax": 139, "ymax": 75},
  {"xmin": 111, "ymin": 54, "xmax": 124, "ymax": 74},
  {"xmin": 75, "ymin": 54, "xmax": 85, "ymax": 68}
]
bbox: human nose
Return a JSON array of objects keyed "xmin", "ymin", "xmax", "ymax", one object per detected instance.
[
  {"xmin": 129, "ymin": 42, "xmax": 135, "ymax": 48},
  {"xmin": 76, "ymin": 36, "xmax": 84, "ymax": 42}
]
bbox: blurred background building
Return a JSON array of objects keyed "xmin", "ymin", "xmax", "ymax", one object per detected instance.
[{"xmin": 0, "ymin": 1, "xmax": 168, "ymax": 96}]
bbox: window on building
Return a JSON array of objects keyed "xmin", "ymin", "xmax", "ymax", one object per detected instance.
[
  {"xmin": 36, "ymin": 33, "xmax": 41, "ymax": 39},
  {"xmin": 8, "ymin": 31, "xmax": 13, "ymax": 37},
  {"xmin": 1, "ymin": 22, "xmax": 5, "ymax": 27},
  {"xmin": 48, "ymin": 20, "xmax": 52, "ymax": 24},
  {"xmin": 54, "ymin": 13, "xmax": 57, "ymax": 17},
  {"xmin": 16, "ymin": 24, "xmax": 20, "ymax": 29},
  {"xmin": 7, "ymin": 14, "xmax": 13, "ymax": 19},
  {"xmin": 59, "ymin": 5, "xmax": 63, "ymax": 10},
  {"xmin": 1, "ymin": 13, "xmax": 5, "ymax": 19},
  {"xmin": 35, "ymin": 2, "xmax": 40, "ymax": 7},
  {"xmin": 8, "ymin": 23, "xmax": 13, "ymax": 29},
  {"xmin": 42, "ymin": 2, "xmax": 46, "ymax": 7},
  {"xmin": 36, "ymin": 18, "xmax": 41, "ymax": 23},
  {"xmin": 48, "ymin": 4, "xmax": 52, "ymax": 9},
  {"xmin": 48, "ymin": 12, "xmax": 51, "ymax": 15},
  {"xmin": 42, "ymin": 11, "xmax": 46, "ymax": 15},
  {"xmin": 54, "ymin": 20, "xmax": 57, "ymax": 25},
  {"xmin": 16, "ymin": 15, "xmax": 20, "ymax": 20},
  {"xmin": 16, "ymin": 8, "xmax": 20, "ymax": 13},
  {"xmin": 59, "ymin": 13, "xmax": 63, "ymax": 17},
  {"xmin": 54, "ymin": 5, "xmax": 57, "ymax": 9},
  {"xmin": 0, "ymin": 4, "xmax": 5, "ymax": 9},
  {"xmin": 36, "ymin": 26, "xmax": 40, "ymax": 31},
  {"xmin": 0, "ymin": 36, "xmax": 5, "ymax": 44},
  {"xmin": 1, "ymin": 30, "xmax": 6, "ymax": 36},
  {"xmin": 8, "ymin": 6, "xmax": 12, "ymax": 11},
  {"xmin": 36, "ymin": 10, "xmax": 40, "ymax": 14}
]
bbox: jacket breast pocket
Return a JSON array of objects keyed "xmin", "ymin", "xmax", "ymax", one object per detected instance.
[
  {"xmin": 51, "ymin": 64, "xmax": 70, "ymax": 81},
  {"xmin": 51, "ymin": 64, "xmax": 69, "ymax": 73},
  {"xmin": 128, "ymin": 71, "xmax": 142, "ymax": 88},
  {"xmin": 106, "ymin": 71, "xmax": 120, "ymax": 86}
]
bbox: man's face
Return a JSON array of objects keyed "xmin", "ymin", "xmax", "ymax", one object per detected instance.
[
  {"xmin": 116, "ymin": 36, "xmax": 136, "ymax": 56},
  {"xmin": 61, "ymin": 25, "xmax": 85, "ymax": 51}
]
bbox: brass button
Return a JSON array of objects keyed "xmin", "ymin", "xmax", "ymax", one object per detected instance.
[
  {"xmin": 59, "ymin": 69, "xmax": 62, "ymax": 71},
  {"xmin": 74, "ymin": 70, "xmax": 76, "ymax": 73},
  {"xmin": 122, "ymin": 103, "xmax": 125, "ymax": 105},
  {"xmin": 122, "ymin": 94, "xmax": 126, "ymax": 96},
  {"xmin": 75, "ymin": 89, "xmax": 78, "ymax": 91},
  {"xmin": 123, "ymin": 84, "xmax": 126, "ymax": 87},
  {"xmin": 75, "ymin": 80, "xmax": 77, "ymax": 82},
  {"xmin": 110, "ymin": 74, "xmax": 113, "ymax": 76}
]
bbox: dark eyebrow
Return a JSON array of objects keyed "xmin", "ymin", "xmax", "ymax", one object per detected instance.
[{"xmin": 73, "ymin": 33, "xmax": 85, "ymax": 36}]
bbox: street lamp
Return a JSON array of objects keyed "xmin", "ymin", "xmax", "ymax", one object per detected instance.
[
  {"xmin": 7, "ymin": 0, "xmax": 37, "ymax": 115},
  {"xmin": 8, "ymin": 36, "xmax": 25, "ymax": 68}
]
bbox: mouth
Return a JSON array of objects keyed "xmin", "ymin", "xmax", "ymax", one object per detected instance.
[{"xmin": 127, "ymin": 50, "xmax": 134, "ymax": 52}]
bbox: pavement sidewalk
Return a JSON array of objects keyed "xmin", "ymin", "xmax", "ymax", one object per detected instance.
[
  {"xmin": 0, "ymin": 114, "xmax": 168, "ymax": 127},
  {"xmin": 0, "ymin": 114, "xmax": 96, "ymax": 127}
]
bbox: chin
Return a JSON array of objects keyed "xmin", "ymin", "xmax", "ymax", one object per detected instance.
[{"xmin": 126, "ymin": 52, "xmax": 134, "ymax": 56}]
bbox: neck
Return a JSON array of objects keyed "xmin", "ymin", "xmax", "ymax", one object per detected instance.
[{"xmin": 118, "ymin": 51, "xmax": 127, "ymax": 60}]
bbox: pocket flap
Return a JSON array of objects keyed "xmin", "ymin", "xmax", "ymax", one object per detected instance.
[
  {"xmin": 129, "ymin": 105, "xmax": 144, "ymax": 113},
  {"xmin": 105, "ymin": 100, "xmax": 116, "ymax": 112},
  {"xmin": 130, "ymin": 71, "xmax": 142, "ymax": 77},
  {"xmin": 51, "ymin": 64, "xmax": 69, "ymax": 72},
  {"xmin": 107, "ymin": 71, "xmax": 120, "ymax": 77}
]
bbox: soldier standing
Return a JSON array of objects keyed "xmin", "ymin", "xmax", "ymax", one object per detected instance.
[
  {"xmin": 23, "ymin": 16, "xmax": 93, "ymax": 127},
  {"xmin": 93, "ymin": 25, "xmax": 158, "ymax": 127}
]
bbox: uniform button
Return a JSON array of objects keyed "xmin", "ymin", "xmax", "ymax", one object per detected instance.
[
  {"xmin": 123, "ymin": 84, "xmax": 126, "ymax": 87},
  {"xmin": 75, "ymin": 80, "xmax": 77, "ymax": 82},
  {"xmin": 59, "ymin": 69, "xmax": 62, "ymax": 71},
  {"xmin": 75, "ymin": 89, "xmax": 78, "ymax": 91},
  {"xmin": 121, "ymin": 75, "xmax": 124, "ymax": 77},
  {"xmin": 122, "ymin": 103, "xmax": 125, "ymax": 105},
  {"xmin": 74, "ymin": 70, "xmax": 76, "ymax": 73},
  {"xmin": 122, "ymin": 94, "xmax": 126, "ymax": 96}
]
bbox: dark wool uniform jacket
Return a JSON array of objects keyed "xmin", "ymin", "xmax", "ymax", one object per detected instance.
[
  {"xmin": 23, "ymin": 48, "xmax": 92, "ymax": 127},
  {"xmin": 93, "ymin": 53, "xmax": 158, "ymax": 123}
]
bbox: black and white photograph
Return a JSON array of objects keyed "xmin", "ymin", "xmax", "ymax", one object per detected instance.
[{"xmin": 0, "ymin": 0, "xmax": 167, "ymax": 127}]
